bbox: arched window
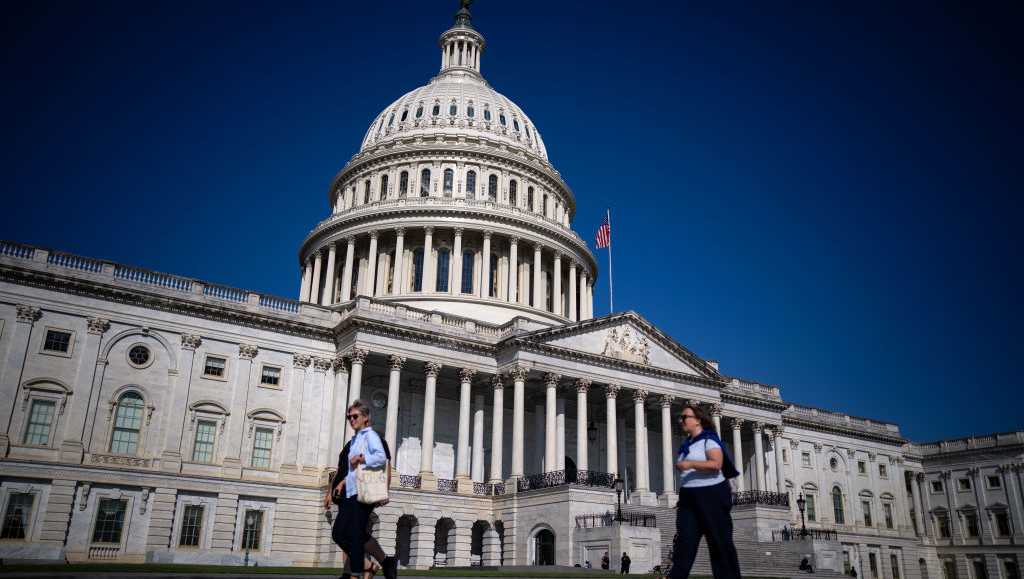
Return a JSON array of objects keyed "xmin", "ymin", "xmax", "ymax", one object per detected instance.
[
  {"xmin": 387, "ymin": 112, "xmax": 394, "ymax": 127},
  {"xmin": 483, "ymin": 106, "xmax": 491, "ymax": 121},
  {"xmin": 399, "ymin": 171, "xmax": 409, "ymax": 197},
  {"xmin": 802, "ymin": 485, "xmax": 818, "ymax": 522},
  {"xmin": 461, "ymin": 250, "xmax": 474, "ymax": 294},
  {"xmin": 379, "ymin": 174, "xmax": 389, "ymax": 200},
  {"xmin": 363, "ymin": 179, "xmax": 371, "ymax": 205},
  {"xmin": 432, "ymin": 102, "xmax": 440, "ymax": 116},
  {"xmin": 543, "ymin": 194, "xmax": 549, "ymax": 215},
  {"xmin": 415, "ymin": 105, "xmax": 424, "ymax": 119},
  {"xmin": 499, "ymin": 112, "xmax": 507, "ymax": 126},
  {"xmin": 488, "ymin": 175, "xmax": 498, "ymax": 201},
  {"xmin": 466, "ymin": 170, "xmax": 477, "ymax": 196},
  {"xmin": 527, "ymin": 187, "xmax": 535, "ymax": 211},
  {"xmin": 489, "ymin": 254, "xmax": 499, "ymax": 298},
  {"xmin": 436, "ymin": 248, "xmax": 450, "ymax": 292},
  {"xmin": 412, "ymin": 248, "xmax": 424, "ymax": 292},
  {"xmin": 400, "ymin": 109, "xmax": 409, "ymax": 122},
  {"xmin": 420, "ymin": 169, "xmax": 431, "ymax": 197},
  {"xmin": 443, "ymin": 169, "xmax": 454, "ymax": 196},
  {"xmin": 513, "ymin": 118, "xmax": 520, "ymax": 132},
  {"xmin": 832, "ymin": 487, "xmax": 845, "ymax": 525},
  {"xmin": 509, "ymin": 180, "xmax": 518, "ymax": 206},
  {"xmin": 110, "ymin": 392, "xmax": 144, "ymax": 455},
  {"xmin": 449, "ymin": 101, "xmax": 457, "ymax": 116},
  {"xmin": 467, "ymin": 103, "xmax": 475, "ymax": 118}
]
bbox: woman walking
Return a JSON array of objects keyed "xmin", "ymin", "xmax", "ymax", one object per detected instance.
[{"xmin": 668, "ymin": 402, "xmax": 742, "ymax": 579}]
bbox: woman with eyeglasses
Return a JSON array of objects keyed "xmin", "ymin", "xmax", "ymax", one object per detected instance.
[
  {"xmin": 328, "ymin": 400, "xmax": 397, "ymax": 579},
  {"xmin": 668, "ymin": 402, "xmax": 742, "ymax": 579}
]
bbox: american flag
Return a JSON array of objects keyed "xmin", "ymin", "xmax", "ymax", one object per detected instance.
[{"xmin": 595, "ymin": 215, "xmax": 611, "ymax": 248}]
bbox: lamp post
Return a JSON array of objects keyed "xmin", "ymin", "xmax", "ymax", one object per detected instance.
[
  {"xmin": 614, "ymin": 477, "xmax": 625, "ymax": 522},
  {"xmin": 796, "ymin": 494, "xmax": 808, "ymax": 538}
]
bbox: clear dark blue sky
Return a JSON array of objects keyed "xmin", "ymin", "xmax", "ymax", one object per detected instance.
[{"xmin": 3, "ymin": 1, "xmax": 1020, "ymax": 442}]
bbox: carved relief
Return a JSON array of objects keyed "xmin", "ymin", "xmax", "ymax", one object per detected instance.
[{"xmin": 600, "ymin": 326, "xmax": 651, "ymax": 365}]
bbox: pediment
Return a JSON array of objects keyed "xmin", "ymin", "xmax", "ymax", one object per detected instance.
[{"xmin": 518, "ymin": 312, "xmax": 719, "ymax": 378}]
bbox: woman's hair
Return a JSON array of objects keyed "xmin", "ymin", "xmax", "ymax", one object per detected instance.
[
  {"xmin": 682, "ymin": 402, "xmax": 716, "ymax": 432},
  {"xmin": 349, "ymin": 399, "xmax": 371, "ymax": 422}
]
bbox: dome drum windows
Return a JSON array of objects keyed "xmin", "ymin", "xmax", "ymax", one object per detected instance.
[
  {"xmin": 466, "ymin": 170, "xmax": 477, "ymax": 197},
  {"xmin": 509, "ymin": 180, "xmax": 518, "ymax": 206},
  {"xmin": 399, "ymin": 171, "xmax": 409, "ymax": 197},
  {"xmin": 416, "ymin": 104, "xmax": 424, "ymax": 119},
  {"xmin": 432, "ymin": 101, "xmax": 441, "ymax": 117},
  {"xmin": 379, "ymin": 174, "xmax": 389, "ymax": 201},
  {"xmin": 443, "ymin": 169, "xmax": 454, "ymax": 197},
  {"xmin": 109, "ymin": 391, "xmax": 150, "ymax": 456},
  {"xmin": 400, "ymin": 109, "xmax": 409, "ymax": 122},
  {"xmin": 483, "ymin": 106, "xmax": 491, "ymax": 122},
  {"xmin": 527, "ymin": 187, "xmax": 535, "ymax": 212},
  {"xmin": 487, "ymin": 175, "xmax": 498, "ymax": 201},
  {"xmin": 420, "ymin": 169, "xmax": 431, "ymax": 197},
  {"xmin": 498, "ymin": 112, "xmax": 507, "ymax": 127},
  {"xmin": 363, "ymin": 179, "xmax": 372, "ymax": 205},
  {"xmin": 467, "ymin": 102, "xmax": 475, "ymax": 118},
  {"xmin": 449, "ymin": 101, "xmax": 458, "ymax": 116}
]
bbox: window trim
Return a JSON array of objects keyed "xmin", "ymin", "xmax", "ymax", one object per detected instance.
[
  {"xmin": 17, "ymin": 380, "xmax": 70, "ymax": 449},
  {"xmin": 177, "ymin": 503, "xmax": 206, "ymax": 548},
  {"xmin": 187, "ymin": 401, "xmax": 229, "ymax": 465},
  {"xmin": 39, "ymin": 327, "xmax": 75, "ymax": 358},
  {"xmin": 985, "ymin": 475, "xmax": 1002, "ymax": 490},
  {"xmin": 246, "ymin": 410, "xmax": 284, "ymax": 471},
  {"xmin": 258, "ymin": 364, "xmax": 283, "ymax": 390},
  {"xmin": 89, "ymin": 495, "xmax": 131, "ymax": 546},
  {"xmin": 201, "ymin": 355, "xmax": 229, "ymax": 381},
  {"xmin": 0, "ymin": 484, "xmax": 43, "ymax": 541},
  {"xmin": 957, "ymin": 478, "xmax": 972, "ymax": 492},
  {"xmin": 105, "ymin": 389, "xmax": 152, "ymax": 457},
  {"xmin": 930, "ymin": 480, "xmax": 944, "ymax": 494}
]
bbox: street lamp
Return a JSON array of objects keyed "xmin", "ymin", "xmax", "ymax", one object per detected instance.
[
  {"xmin": 796, "ymin": 494, "xmax": 808, "ymax": 538},
  {"xmin": 614, "ymin": 477, "xmax": 625, "ymax": 522}
]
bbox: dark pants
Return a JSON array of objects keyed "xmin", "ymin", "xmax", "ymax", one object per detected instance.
[
  {"xmin": 333, "ymin": 495, "xmax": 374, "ymax": 574},
  {"xmin": 668, "ymin": 481, "xmax": 742, "ymax": 579}
]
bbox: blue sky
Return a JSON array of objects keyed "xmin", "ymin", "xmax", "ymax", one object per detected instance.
[{"xmin": 2, "ymin": 1, "xmax": 1020, "ymax": 442}]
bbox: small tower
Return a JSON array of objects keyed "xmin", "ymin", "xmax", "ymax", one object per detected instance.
[{"xmin": 439, "ymin": 1, "xmax": 485, "ymax": 75}]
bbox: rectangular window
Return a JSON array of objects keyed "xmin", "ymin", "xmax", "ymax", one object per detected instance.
[
  {"xmin": 91, "ymin": 498, "xmax": 127, "ymax": 544},
  {"xmin": 966, "ymin": 513, "xmax": 979, "ymax": 537},
  {"xmin": 203, "ymin": 356, "xmax": 226, "ymax": 378},
  {"xmin": 192, "ymin": 420, "xmax": 216, "ymax": 463},
  {"xmin": 973, "ymin": 559, "xmax": 989, "ymax": 579},
  {"xmin": 884, "ymin": 503, "xmax": 894, "ymax": 529},
  {"xmin": 1003, "ymin": 559, "xmax": 1019, "ymax": 579},
  {"xmin": 0, "ymin": 493, "xmax": 35, "ymax": 540},
  {"xmin": 938, "ymin": 515, "xmax": 951, "ymax": 538},
  {"xmin": 891, "ymin": 554, "xmax": 901, "ymax": 579},
  {"xmin": 958, "ymin": 478, "xmax": 972, "ymax": 491},
  {"xmin": 987, "ymin": 475, "xmax": 1002, "ymax": 489},
  {"xmin": 931, "ymin": 480, "xmax": 944, "ymax": 493},
  {"xmin": 995, "ymin": 512, "xmax": 1011, "ymax": 536},
  {"xmin": 869, "ymin": 553, "xmax": 879, "ymax": 579},
  {"xmin": 23, "ymin": 399, "xmax": 56, "ymax": 446},
  {"xmin": 862, "ymin": 500, "xmax": 873, "ymax": 527},
  {"xmin": 879, "ymin": 464, "xmax": 888, "ymax": 478},
  {"xmin": 782, "ymin": 448, "xmax": 789, "ymax": 463},
  {"xmin": 801, "ymin": 452, "xmax": 811, "ymax": 467},
  {"xmin": 943, "ymin": 558, "xmax": 958, "ymax": 579},
  {"xmin": 42, "ymin": 329, "xmax": 71, "ymax": 353},
  {"xmin": 178, "ymin": 504, "xmax": 204, "ymax": 547},
  {"xmin": 241, "ymin": 510, "xmax": 263, "ymax": 551},
  {"xmin": 858, "ymin": 461, "xmax": 867, "ymax": 475},
  {"xmin": 805, "ymin": 494, "xmax": 816, "ymax": 522},
  {"xmin": 251, "ymin": 427, "xmax": 274, "ymax": 469},
  {"xmin": 260, "ymin": 365, "xmax": 280, "ymax": 387}
]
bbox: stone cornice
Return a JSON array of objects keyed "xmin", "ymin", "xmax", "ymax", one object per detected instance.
[
  {"xmin": 720, "ymin": 391, "xmax": 788, "ymax": 412},
  {"xmin": 334, "ymin": 316, "xmax": 496, "ymax": 357},
  {"xmin": 782, "ymin": 415, "xmax": 907, "ymax": 447}
]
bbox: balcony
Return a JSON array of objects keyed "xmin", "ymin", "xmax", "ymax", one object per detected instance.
[
  {"xmin": 516, "ymin": 469, "xmax": 616, "ymax": 493},
  {"xmin": 732, "ymin": 490, "xmax": 790, "ymax": 508}
]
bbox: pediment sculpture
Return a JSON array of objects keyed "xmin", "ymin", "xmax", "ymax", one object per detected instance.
[{"xmin": 600, "ymin": 326, "xmax": 651, "ymax": 365}]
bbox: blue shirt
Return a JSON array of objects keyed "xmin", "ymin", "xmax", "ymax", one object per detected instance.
[
  {"xmin": 345, "ymin": 427, "xmax": 386, "ymax": 498},
  {"xmin": 678, "ymin": 437, "xmax": 726, "ymax": 488}
]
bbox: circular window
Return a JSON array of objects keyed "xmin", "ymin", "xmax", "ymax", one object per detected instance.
[
  {"xmin": 829, "ymin": 457, "xmax": 839, "ymax": 471},
  {"xmin": 128, "ymin": 344, "xmax": 151, "ymax": 368}
]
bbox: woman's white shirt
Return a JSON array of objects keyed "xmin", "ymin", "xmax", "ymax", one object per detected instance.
[{"xmin": 678, "ymin": 438, "xmax": 726, "ymax": 488}]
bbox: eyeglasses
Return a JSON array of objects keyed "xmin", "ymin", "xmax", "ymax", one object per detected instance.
[
  {"xmin": 346, "ymin": 414, "xmax": 362, "ymax": 421},
  {"xmin": 679, "ymin": 414, "xmax": 696, "ymax": 422}
]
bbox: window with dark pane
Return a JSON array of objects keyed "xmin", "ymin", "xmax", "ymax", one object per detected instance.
[
  {"xmin": 461, "ymin": 250, "xmax": 474, "ymax": 294},
  {"xmin": 499, "ymin": 113, "xmax": 506, "ymax": 126},
  {"xmin": 432, "ymin": 103, "xmax": 440, "ymax": 116},
  {"xmin": 466, "ymin": 170, "xmax": 476, "ymax": 196},
  {"xmin": 0, "ymin": 493, "xmax": 34, "ymax": 540},
  {"xmin": 380, "ymin": 174, "xmax": 389, "ymax": 200},
  {"xmin": 192, "ymin": 420, "xmax": 216, "ymax": 463},
  {"xmin": 467, "ymin": 104, "xmax": 475, "ymax": 118},
  {"xmin": 23, "ymin": 399, "xmax": 55, "ymax": 446},
  {"xmin": 43, "ymin": 330, "xmax": 71, "ymax": 353},
  {"xmin": 110, "ymin": 392, "xmax": 144, "ymax": 455},
  {"xmin": 420, "ymin": 169, "xmax": 430, "ymax": 197},
  {"xmin": 363, "ymin": 179, "xmax": 371, "ymax": 204},
  {"xmin": 241, "ymin": 510, "xmax": 264, "ymax": 551},
  {"xmin": 443, "ymin": 169, "xmax": 453, "ymax": 196},
  {"xmin": 400, "ymin": 109, "xmax": 408, "ymax": 122},
  {"xmin": 509, "ymin": 180, "xmax": 517, "ymax": 206},
  {"xmin": 412, "ymin": 248, "xmax": 424, "ymax": 292},
  {"xmin": 399, "ymin": 171, "xmax": 409, "ymax": 197},
  {"xmin": 204, "ymin": 356, "xmax": 226, "ymax": 378},
  {"xmin": 832, "ymin": 487, "xmax": 845, "ymax": 524},
  {"xmin": 260, "ymin": 366, "xmax": 280, "ymax": 387},
  {"xmin": 178, "ymin": 504, "xmax": 204, "ymax": 547},
  {"xmin": 436, "ymin": 248, "xmax": 450, "ymax": 292},
  {"xmin": 128, "ymin": 345, "xmax": 150, "ymax": 366},
  {"xmin": 91, "ymin": 498, "xmax": 127, "ymax": 543},
  {"xmin": 487, "ymin": 175, "xmax": 497, "ymax": 200},
  {"xmin": 415, "ymin": 105, "xmax": 423, "ymax": 118},
  {"xmin": 449, "ymin": 101, "xmax": 457, "ymax": 116},
  {"xmin": 527, "ymin": 187, "xmax": 534, "ymax": 211}
]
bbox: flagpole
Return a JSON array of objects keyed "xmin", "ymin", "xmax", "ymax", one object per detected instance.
[{"xmin": 606, "ymin": 208, "xmax": 614, "ymax": 314}]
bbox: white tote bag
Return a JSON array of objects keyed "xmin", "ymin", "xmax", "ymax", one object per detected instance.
[{"xmin": 356, "ymin": 461, "xmax": 390, "ymax": 505}]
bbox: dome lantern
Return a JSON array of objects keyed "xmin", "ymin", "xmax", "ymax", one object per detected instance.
[{"xmin": 439, "ymin": 0, "xmax": 485, "ymax": 75}]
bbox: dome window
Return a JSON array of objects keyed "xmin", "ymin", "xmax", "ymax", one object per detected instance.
[
  {"xmin": 379, "ymin": 174, "xmax": 389, "ymax": 200},
  {"xmin": 420, "ymin": 169, "xmax": 431, "ymax": 197},
  {"xmin": 461, "ymin": 250, "xmax": 474, "ymax": 294},
  {"xmin": 363, "ymin": 179, "xmax": 371, "ymax": 205},
  {"xmin": 509, "ymin": 180, "xmax": 518, "ymax": 206},
  {"xmin": 412, "ymin": 248, "xmax": 424, "ymax": 292},
  {"xmin": 499, "ymin": 113, "xmax": 507, "ymax": 126},
  {"xmin": 399, "ymin": 171, "xmax": 409, "ymax": 197},
  {"xmin": 443, "ymin": 169, "xmax": 454, "ymax": 197},
  {"xmin": 436, "ymin": 248, "xmax": 450, "ymax": 292},
  {"xmin": 466, "ymin": 170, "xmax": 477, "ymax": 196},
  {"xmin": 416, "ymin": 105, "xmax": 424, "ymax": 119},
  {"xmin": 527, "ymin": 187, "xmax": 535, "ymax": 212},
  {"xmin": 488, "ymin": 175, "xmax": 498, "ymax": 201},
  {"xmin": 467, "ymin": 104, "xmax": 475, "ymax": 118},
  {"xmin": 432, "ymin": 103, "xmax": 440, "ymax": 117},
  {"xmin": 513, "ymin": 119, "xmax": 520, "ymax": 132},
  {"xmin": 401, "ymin": 109, "xmax": 409, "ymax": 122},
  {"xmin": 449, "ymin": 101, "xmax": 457, "ymax": 116},
  {"xmin": 483, "ymin": 106, "xmax": 491, "ymax": 121},
  {"xmin": 387, "ymin": 113, "xmax": 395, "ymax": 127}
]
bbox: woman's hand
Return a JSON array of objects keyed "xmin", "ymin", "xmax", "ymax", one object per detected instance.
[
  {"xmin": 675, "ymin": 460, "xmax": 692, "ymax": 471},
  {"xmin": 322, "ymin": 493, "xmax": 332, "ymax": 510},
  {"xmin": 349, "ymin": 453, "xmax": 364, "ymax": 468}
]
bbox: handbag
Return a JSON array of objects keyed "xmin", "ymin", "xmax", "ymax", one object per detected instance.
[{"xmin": 356, "ymin": 459, "xmax": 390, "ymax": 505}]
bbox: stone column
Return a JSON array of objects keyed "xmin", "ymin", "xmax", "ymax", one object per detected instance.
[
  {"xmin": 578, "ymin": 270, "xmax": 588, "ymax": 320},
  {"xmin": 533, "ymin": 244, "xmax": 543, "ymax": 309},
  {"xmin": 568, "ymin": 261, "xmax": 578, "ymax": 322},
  {"xmin": 1001, "ymin": 465, "xmax": 1024, "ymax": 539},
  {"xmin": 606, "ymin": 385, "xmax": 619, "ymax": 476},
  {"xmin": 452, "ymin": 228, "xmax": 463, "ymax": 295},
  {"xmin": 322, "ymin": 243, "xmax": 337, "ymax": 306},
  {"xmin": 420, "ymin": 361, "xmax": 442, "ymax": 487},
  {"xmin": 556, "ymin": 399, "xmax": 566, "ymax": 471},
  {"xmin": 423, "ymin": 226, "xmax": 435, "ymax": 293},
  {"xmin": 543, "ymin": 373, "xmax": 559, "ymax": 472},
  {"xmin": 472, "ymin": 394, "xmax": 485, "ymax": 483},
  {"xmin": 302, "ymin": 357, "xmax": 331, "ymax": 467},
  {"xmin": 365, "ymin": 231, "xmax": 379, "ymax": 296},
  {"xmin": 911, "ymin": 471, "xmax": 927, "ymax": 537},
  {"xmin": 160, "ymin": 334, "xmax": 202, "ymax": 470},
  {"xmin": 510, "ymin": 366, "xmax": 527, "ymax": 478},
  {"xmin": 0, "ymin": 305, "xmax": 40, "ymax": 453},
  {"xmin": 329, "ymin": 355, "xmax": 350, "ymax": 459},
  {"xmin": 576, "ymin": 379, "xmax": 591, "ymax": 472},
  {"xmin": 300, "ymin": 259, "xmax": 312, "ymax": 301},
  {"xmin": 281, "ymin": 353, "xmax": 309, "ymax": 472},
  {"xmin": 392, "ymin": 228, "xmax": 405, "ymax": 296},
  {"xmin": 732, "ymin": 418, "xmax": 746, "ymax": 492},
  {"xmin": 752, "ymin": 422, "xmax": 766, "ymax": 491},
  {"xmin": 480, "ymin": 232, "xmax": 492, "ymax": 298},
  {"xmin": 340, "ymin": 237, "xmax": 356, "ymax": 301},
  {"xmin": 586, "ymin": 277, "xmax": 594, "ymax": 318},
  {"xmin": 310, "ymin": 250, "xmax": 323, "ymax": 304},
  {"xmin": 343, "ymin": 348, "xmax": 368, "ymax": 441},
  {"xmin": 711, "ymin": 403, "xmax": 723, "ymax": 434},
  {"xmin": 553, "ymin": 253, "xmax": 563, "ymax": 316},
  {"xmin": 633, "ymin": 389, "xmax": 650, "ymax": 492},
  {"xmin": 457, "ymin": 368, "xmax": 476, "ymax": 486},
  {"xmin": 507, "ymin": 237, "xmax": 518, "ymax": 303},
  {"xmin": 772, "ymin": 427, "xmax": 786, "ymax": 493},
  {"xmin": 660, "ymin": 395, "xmax": 675, "ymax": 496},
  {"xmin": 59, "ymin": 316, "xmax": 109, "ymax": 463},
  {"xmin": 489, "ymin": 375, "xmax": 504, "ymax": 483},
  {"xmin": 384, "ymin": 355, "xmax": 404, "ymax": 456},
  {"xmin": 222, "ymin": 344, "xmax": 257, "ymax": 473}
]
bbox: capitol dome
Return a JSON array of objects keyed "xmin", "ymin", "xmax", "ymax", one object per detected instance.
[{"xmin": 297, "ymin": 2, "xmax": 597, "ymax": 326}]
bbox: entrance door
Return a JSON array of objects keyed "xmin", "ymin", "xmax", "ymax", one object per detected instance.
[{"xmin": 534, "ymin": 530, "xmax": 555, "ymax": 566}]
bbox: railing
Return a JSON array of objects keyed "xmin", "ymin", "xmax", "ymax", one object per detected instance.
[
  {"xmin": 399, "ymin": 475, "xmax": 421, "ymax": 489},
  {"xmin": 473, "ymin": 482, "xmax": 506, "ymax": 496},
  {"xmin": 437, "ymin": 479, "xmax": 458, "ymax": 494},
  {"xmin": 259, "ymin": 294, "xmax": 300, "ymax": 313},
  {"xmin": 88, "ymin": 545, "xmax": 120, "ymax": 559},
  {"xmin": 575, "ymin": 510, "xmax": 658, "ymax": 529},
  {"xmin": 47, "ymin": 251, "xmax": 103, "ymax": 272},
  {"xmin": 516, "ymin": 469, "xmax": 616, "ymax": 492},
  {"xmin": 203, "ymin": 283, "xmax": 247, "ymax": 302},
  {"xmin": 113, "ymin": 264, "xmax": 193, "ymax": 291},
  {"xmin": 732, "ymin": 490, "xmax": 790, "ymax": 507},
  {"xmin": 0, "ymin": 240, "xmax": 35, "ymax": 260},
  {"xmin": 772, "ymin": 526, "xmax": 839, "ymax": 542}
]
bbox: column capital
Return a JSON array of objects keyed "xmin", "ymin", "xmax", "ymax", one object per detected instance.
[
  {"xmin": 86, "ymin": 317, "xmax": 111, "ymax": 335},
  {"xmin": 813, "ymin": 442, "xmax": 824, "ymax": 453},
  {"xmin": 709, "ymin": 403, "xmax": 723, "ymax": 417},
  {"xmin": 369, "ymin": 230, "xmax": 380, "ymax": 240},
  {"xmin": 389, "ymin": 354, "xmax": 406, "ymax": 371},
  {"xmin": 554, "ymin": 252, "xmax": 564, "ymax": 261},
  {"xmin": 568, "ymin": 260, "xmax": 577, "ymax": 270},
  {"xmin": 313, "ymin": 356, "xmax": 333, "ymax": 372},
  {"xmin": 345, "ymin": 235, "xmax": 356, "ymax": 245},
  {"xmin": 543, "ymin": 372, "xmax": 561, "ymax": 387},
  {"xmin": 14, "ymin": 304, "xmax": 41, "ymax": 323},
  {"xmin": 751, "ymin": 421, "xmax": 764, "ymax": 434},
  {"xmin": 333, "ymin": 354, "xmax": 349, "ymax": 373},
  {"xmin": 424, "ymin": 226, "xmax": 435, "ymax": 235},
  {"xmin": 238, "ymin": 344, "xmax": 259, "ymax": 360},
  {"xmin": 508, "ymin": 365, "xmax": 528, "ymax": 382},
  {"xmin": 453, "ymin": 227, "xmax": 464, "ymax": 236},
  {"xmin": 659, "ymin": 394, "xmax": 673, "ymax": 408},
  {"xmin": 349, "ymin": 348, "xmax": 369, "ymax": 365},
  {"xmin": 575, "ymin": 378, "xmax": 591, "ymax": 393},
  {"xmin": 633, "ymin": 389, "xmax": 649, "ymax": 402},
  {"xmin": 533, "ymin": 242, "xmax": 544, "ymax": 253},
  {"xmin": 508, "ymin": 236, "xmax": 519, "ymax": 245},
  {"xmin": 731, "ymin": 418, "xmax": 745, "ymax": 430},
  {"xmin": 915, "ymin": 472, "xmax": 926, "ymax": 483},
  {"xmin": 491, "ymin": 374, "xmax": 504, "ymax": 390},
  {"xmin": 772, "ymin": 425, "xmax": 785, "ymax": 438},
  {"xmin": 181, "ymin": 334, "xmax": 202, "ymax": 350},
  {"xmin": 459, "ymin": 368, "xmax": 477, "ymax": 382},
  {"xmin": 425, "ymin": 361, "xmax": 443, "ymax": 378},
  {"xmin": 293, "ymin": 353, "xmax": 311, "ymax": 368},
  {"xmin": 605, "ymin": 384, "xmax": 620, "ymax": 399},
  {"xmin": 394, "ymin": 227, "xmax": 405, "ymax": 236},
  {"xmin": 790, "ymin": 439, "xmax": 801, "ymax": 449},
  {"xmin": 483, "ymin": 231, "xmax": 493, "ymax": 240}
]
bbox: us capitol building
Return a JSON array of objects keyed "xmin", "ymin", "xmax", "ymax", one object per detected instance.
[{"xmin": 1, "ymin": 4, "xmax": 1021, "ymax": 578}]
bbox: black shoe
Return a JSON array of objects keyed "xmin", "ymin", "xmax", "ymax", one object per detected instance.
[{"xmin": 382, "ymin": 556, "xmax": 398, "ymax": 579}]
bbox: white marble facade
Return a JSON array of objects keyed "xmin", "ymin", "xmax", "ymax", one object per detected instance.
[{"xmin": 0, "ymin": 2, "xmax": 1020, "ymax": 576}]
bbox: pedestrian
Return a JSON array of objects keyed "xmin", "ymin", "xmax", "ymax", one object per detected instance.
[
  {"xmin": 602, "ymin": 552, "xmax": 610, "ymax": 570},
  {"xmin": 328, "ymin": 400, "xmax": 397, "ymax": 579},
  {"xmin": 621, "ymin": 552, "xmax": 631, "ymax": 574},
  {"xmin": 668, "ymin": 402, "xmax": 742, "ymax": 579},
  {"xmin": 851, "ymin": 567, "xmax": 859, "ymax": 578},
  {"xmin": 800, "ymin": 557, "xmax": 815, "ymax": 573}
]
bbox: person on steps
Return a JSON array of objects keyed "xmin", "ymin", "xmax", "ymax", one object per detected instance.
[
  {"xmin": 800, "ymin": 557, "xmax": 815, "ymax": 573},
  {"xmin": 621, "ymin": 552, "xmax": 631, "ymax": 574}
]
